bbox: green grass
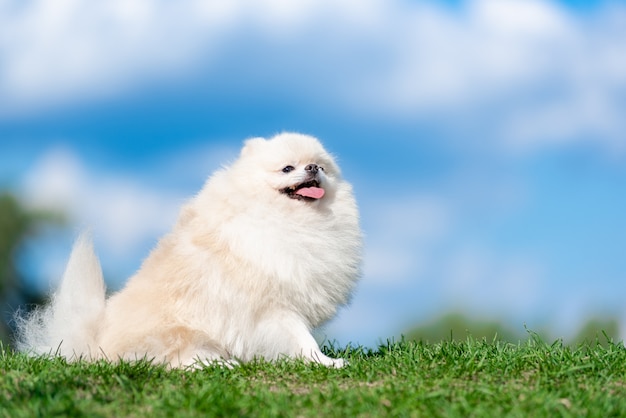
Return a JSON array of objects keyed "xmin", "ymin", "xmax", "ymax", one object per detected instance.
[{"xmin": 2, "ymin": 335, "xmax": 626, "ymax": 417}]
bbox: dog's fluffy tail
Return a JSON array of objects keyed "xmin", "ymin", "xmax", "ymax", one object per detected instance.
[{"xmin": 15, "ymin": 232, "xmax": 106, "ymax": 360}]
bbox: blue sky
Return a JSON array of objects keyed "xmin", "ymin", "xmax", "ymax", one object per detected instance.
[{"xmin": 1, "ymin": 0, "xmax": 626, "ymax": 347}]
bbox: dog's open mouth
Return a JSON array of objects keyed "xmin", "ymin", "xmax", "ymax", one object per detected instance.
[{"xmin": 282, "ymin": 180, "xmax": 325, "ymax": 201}]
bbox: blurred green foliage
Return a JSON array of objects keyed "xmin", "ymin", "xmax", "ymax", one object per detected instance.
[
  {"xmin": 570, "ymin": 317, "xmax": 620, "ymax": 347},
  {"xmin": 406, "ymin": 312, "xmax": 622, "ymax": 347},
  {"xmin": 406, "ymin": 312, "xmax": 527, "ymax": 343},
  {"xmin": 0, "ymin": 192, "xmax": 65, "ymax": 346}
]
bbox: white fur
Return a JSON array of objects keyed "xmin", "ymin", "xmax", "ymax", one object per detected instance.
[{"xmin": 16, "ymin": 132, "xmax": 362, "ymax": 368}]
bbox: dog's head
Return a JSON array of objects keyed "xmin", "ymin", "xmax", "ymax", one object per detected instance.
[{"xmin": 235, "ymin": 133, "xmax": 341, "ymax": 205}]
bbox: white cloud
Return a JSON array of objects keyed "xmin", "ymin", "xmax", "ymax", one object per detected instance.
[
  {"xmin": 20, "ymin": 147, "xmax": 192, "ymax": 262},
  {"xmin": 3, "ymin": 0, "xmax": 625, "ymax": 151},
  {"xmin": 369, "ymin": 0, "xmax": 578, "ymax": 109},
  {"xmin": 19, "ymin": 148, "xmax": 86, "ymax": 210},
  {"xmin": 354, "ymin": 0, "xmax": 626, "ymax": 151},
  {"xmin": 2, "ymin": 0, "xmax": 625, "ymax": 154},
  {"xmin": 0, "ymin": 0, "xmax": 243, "ymax": 114}
]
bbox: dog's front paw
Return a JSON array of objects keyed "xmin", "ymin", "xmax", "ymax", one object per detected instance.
[
  {"xmin": 310, "ymin": 351, "xmax": 346, "ymax": 368},
  {"xmin": 328, "ymin": 357, "xmax": 346, "ymax": 368}
]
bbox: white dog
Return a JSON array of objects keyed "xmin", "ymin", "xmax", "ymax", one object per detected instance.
[{"xmin": 17, "ymin": 133, "xmax": 362, "ymax": 368}]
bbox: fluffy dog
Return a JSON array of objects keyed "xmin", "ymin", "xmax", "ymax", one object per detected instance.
[{"xmin": 17, "ymin": 133, "xmax": 362, "ymax": 368}]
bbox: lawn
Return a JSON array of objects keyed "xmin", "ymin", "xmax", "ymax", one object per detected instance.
[{"xmin": 1, "ymin": 335, "xmax": 625, "ymax": 417}]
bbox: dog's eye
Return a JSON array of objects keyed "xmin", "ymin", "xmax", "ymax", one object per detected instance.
[{"xmin": 282, "ymin": 166, "xmax": 295, "ymax": 173}]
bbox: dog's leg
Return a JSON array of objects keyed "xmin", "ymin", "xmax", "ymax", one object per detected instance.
[{"xmin": 253, "ymin": 312, "xmax": 345, "ymax": 368}]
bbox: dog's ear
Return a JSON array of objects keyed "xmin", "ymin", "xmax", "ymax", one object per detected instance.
[{"xmin": 241, "ymin": 137, "xmax": 266, "ymax": 157}]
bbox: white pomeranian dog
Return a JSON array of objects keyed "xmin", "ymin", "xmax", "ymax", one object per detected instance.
[{"xmin": 16, "ymin": 132, "xmax": 362, "ymax": 368}]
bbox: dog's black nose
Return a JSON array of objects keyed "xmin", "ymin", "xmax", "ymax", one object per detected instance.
[{"xmin": 305, "ymin": 164, "xmax": 319, "ymax": 174}]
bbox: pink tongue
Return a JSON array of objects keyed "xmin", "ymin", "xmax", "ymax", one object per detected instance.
[{"xmin": 295, "ymin": 187, "xmax": 325, "ymax": 199}]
